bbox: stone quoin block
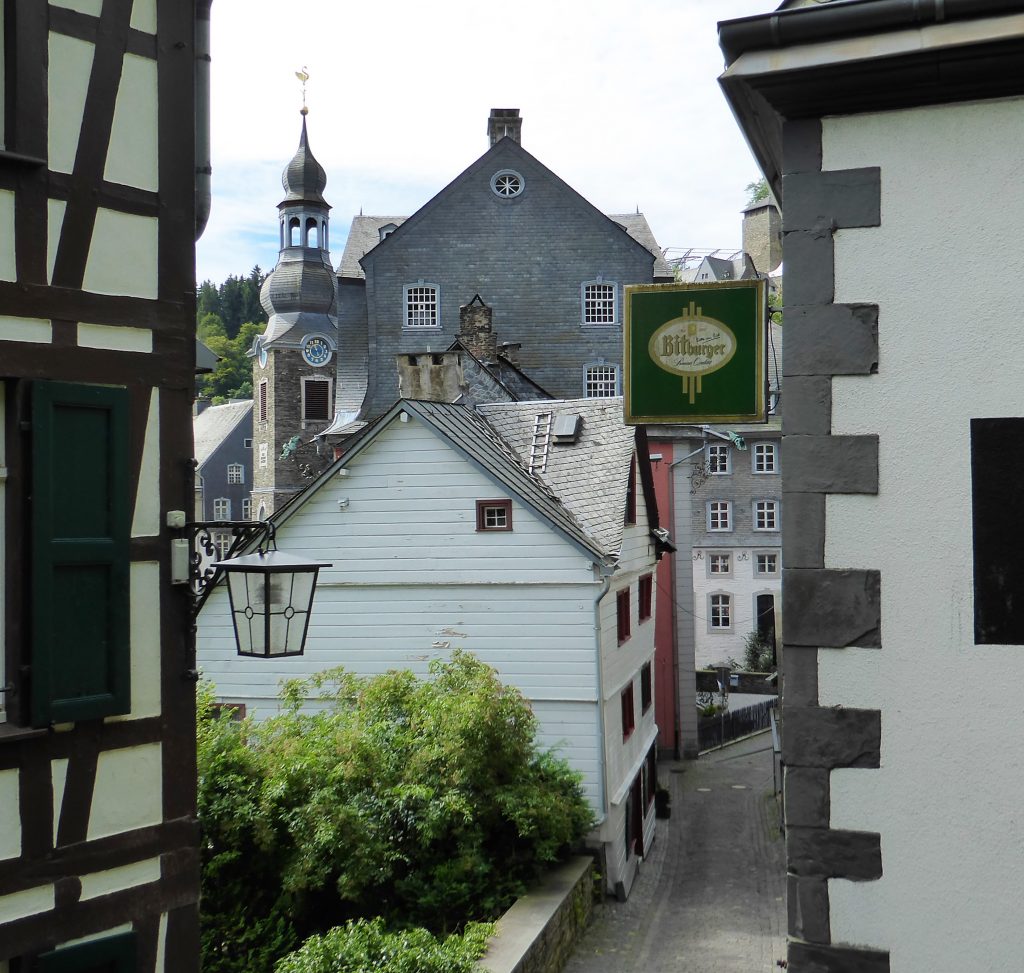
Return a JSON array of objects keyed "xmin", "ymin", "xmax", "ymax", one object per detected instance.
[
  {"xmin": 788, "ymin": 874, "xmax": 830, "ymax": 945},
  {"xmin": 782, "ymin": 168, "xmax": 882, "ymax": 233},
  {"xmin": 788, "ymin": 941, "xmax": 890, "ymax": 973},
  {"xmin": 787, "ymin": 826, "xmax": 883, "ymax": 881},
  {"xmin": 785, "ymin": 304, "xmax": 879, "ymax": 377},
  {"xmin": 780, "ymin": 228, "xmax": 834, "ymax": 307},
  {"xmin": 782, "ymin": 493, "xmax": 826, "ymax": 568},
  {"xmin": 785, "ymin": 767, "xmax": 830, "ymax": 828},
  {"xmin": 782, "ymin": 376, "xmax": 832, "ymax": 436},
  {"xmin": 782, "ymin": 119, "xmax": 823, "ymax": 176},
  {"xmin": 785, "ymin": 568, "xmax": 882, "ymax": 648},
  {"xmin": 781, "ymin": 645, "xmax": 819, "ymax": 707},
  {"xmin": 786, "ymin": 435, "xmax": 879, "ymax": 495},
  {"xmin": 782, "ymin": 707, "xmax": 881, "ymax": 769}
]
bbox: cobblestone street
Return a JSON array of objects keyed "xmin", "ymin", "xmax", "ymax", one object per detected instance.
[{"xmin": 564, "ymin": 733, "xmax": 786, "ymax": 973}]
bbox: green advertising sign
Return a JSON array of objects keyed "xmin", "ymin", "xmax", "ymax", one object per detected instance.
[{"xmin": 624, "ymin": 280, "xmax": 767, "ymax": 424}]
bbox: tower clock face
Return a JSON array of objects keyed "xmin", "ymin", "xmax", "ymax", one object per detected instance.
[{"xmin": 301, "ymin": 335, "xmax": 332, "ymax": 367}]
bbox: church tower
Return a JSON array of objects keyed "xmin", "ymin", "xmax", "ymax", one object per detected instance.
[{"xmin": 250, "ymin": 112, "xmax": 338, "ymax": 518}]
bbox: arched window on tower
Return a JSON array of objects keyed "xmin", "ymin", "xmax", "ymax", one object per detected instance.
[
  {"xmin": 306, "ymin": 217, "xmax": 317, "ymax": 248},
  {"xmin": 321, "ymin": 220, "xmax": 327, "ymax": 250},
  {"xmin": 288, "ymin": 217, "xmax": 300, "ymax": 247}
]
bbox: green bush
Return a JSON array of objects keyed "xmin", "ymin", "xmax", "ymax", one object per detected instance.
[
  {"xmin": 741, "ymin": 630, "xmax": 776, "ymax": 672},
  {"xmin": 274, "ymin": 917, "xmax": 493, "ymax": 973},
  {"xmin": 197, "ymin": 652, "xmax": 594, "ymax": 973}
]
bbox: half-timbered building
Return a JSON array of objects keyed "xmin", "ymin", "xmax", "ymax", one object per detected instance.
[{"xmin": 0, "ymin": 1, "xmax": 206, "ymax": 969}]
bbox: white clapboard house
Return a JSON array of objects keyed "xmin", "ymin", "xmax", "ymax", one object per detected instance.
[{"xmin": 198, "ymin": 397, "xmax": 670, "ymax": 898}]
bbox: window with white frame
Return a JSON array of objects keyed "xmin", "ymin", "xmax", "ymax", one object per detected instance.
[
  {"xmin": 405, "ymin": 283, "xmax": 439, "ymax": 329},
  {"xmin": 258, "ymin": 443, "xmax": 268, "ymax": 469},
  {"xmin": 753, "ymin": 442, "xmax": 778, "ymax": 474},
  {"xmin": 582, "ymin": 281, "xmax": 616, "ymax": 325},
  {"xmin": 214, "ymin": 532, "xmax": 232, "ymax": 560},
  {"xmin": 707, "ymin": 501, "xmax": 731, "ymax": 531},
  {"xmin": 241, "ymin": 498, "xmax": 252, "ymax": 520},
  {"xmin": 585, "ymin": 363, "xmax": 618, "ymax": 398},
  {"xmin": 709, "ymin": 593, "xmax": 731, "ymax": 630},
  {"xmin": 755, "ymin": 552, "xmax": 779, "ymax": 576},
  {"xmin": 753, "ymin": 500, "xmax": 779, "ymax": 531},
  {"xmin": 213, "ymin": 498, "xmax": 231, "ymax": 519},
  {"xmin": 707, "ymin": 443, "xmax": 731, "ymax": 474},
  {"xmin": 227, "ymin": 463, "xmax": 244, "ymax": 484},
  {"xmin": 709, "ymin": 552, "xmax": 731, "ymax": 576}
]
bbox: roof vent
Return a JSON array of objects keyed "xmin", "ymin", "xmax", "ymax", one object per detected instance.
[{"xmin": 552, "ymin": 414, "xmax": 583, "ymax": 443}]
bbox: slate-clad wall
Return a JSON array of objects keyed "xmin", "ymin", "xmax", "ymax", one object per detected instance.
[{"xmin": 358, "ymin": 140, "xmax": 655, "ymax": 416}]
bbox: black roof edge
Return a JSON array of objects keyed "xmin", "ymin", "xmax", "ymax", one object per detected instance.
[{"xmin": 720, "ymin": 0, "xmax": 1024, "ymax": 65}]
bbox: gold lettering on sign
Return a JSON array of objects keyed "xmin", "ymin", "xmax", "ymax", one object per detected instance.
[{"xmin": 647, "ymin": 301, "xmax": 737, "ymax": 404}]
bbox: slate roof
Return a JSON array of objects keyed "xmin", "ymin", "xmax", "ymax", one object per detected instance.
[
  {"xmin": 274, "ymin": 398, "xmax": 628, "ymax": 566},
  {"xmin": 478, "ymin": 397, "xmax": 637, "ymax": 557},
  {"xmin": 193, "ymin": 400, "xmax": 253, "ymax": 468},
  {"xmin": 338, "ymin": 216, "xmax": 408, "ymax": 279},
  {"xmin": 338, "ymin": 211, "xmax": 670, "ymax": 281},
  {"xmin": 609, "ymin": 214, "xmax": 674, "ymax": 279}
]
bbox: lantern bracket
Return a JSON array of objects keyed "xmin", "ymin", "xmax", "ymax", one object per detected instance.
[{"xmin": 186, "ymin": 519, "xmax": 276, "ymax": 617}]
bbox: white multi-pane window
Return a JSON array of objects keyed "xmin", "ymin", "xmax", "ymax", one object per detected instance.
[
  {"xmin": 709, "ymin": 553, "xmax": 731, "ymax": 575},
  {"xmin": 756, "ymin": 552, "xmax": 779, "ymax": 575},
  {"xmin": 227, "ymin": 463, "xmax": 244, "ymax": 484},
  {"xmin": 214, "ymin": 532, "xmax": 232, "ymax": 560},
  {"xmin": 405, "ymin": 284, "xmax": 439, "ymax": 329},
  {"xmin": 754, "ymin": 500, "xmax": 779, "ymax": 531},
  {"xmin": 241, "ymin": 499, "xmax": 252, "ymax": 520},
  {"xmin": 585, "ymin": 364, "xmax": 618, "ymax": 398},
  {"xmin": 212, "ymin": 498, "xmax": 231, "ymax": 519},
  {"xmin": 708, "ymin": 501, "xmax": 731, "ymax": 531},
  {"xmin": 258, "ymin": 443, "xmax": 268, "ymax": 469},
  {"xmin": 582, "ymin": 281, "xmax": 616, "ymax": 325},
  {"xmin": 710, "ymin": 594, "xmax": 731, "ymax": 629},
  {"xmin": 707, "ymin": 443, "xmax": 731, "ymax": 474},
  {"xmin": 753, "ymin": 442, "xmax": 778, "ymax": 473}
]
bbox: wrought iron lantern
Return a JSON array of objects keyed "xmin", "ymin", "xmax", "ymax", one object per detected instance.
[
  {"xmin": 209, "ymin": 530, "xmax": 331, "ymax": 659},
  {"xmin": 211, "ymin": 546, "xmax": 330, "ymax": 658}
]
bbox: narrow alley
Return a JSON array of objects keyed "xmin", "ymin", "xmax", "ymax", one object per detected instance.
[{"xmin": 565, "ymin": 733, "xmax": 786, "ymax": 973}]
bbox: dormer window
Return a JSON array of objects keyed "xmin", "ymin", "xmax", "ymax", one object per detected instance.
[{"xmin": 379, "ymin": 222, "xmax": 398, "ymax": 242}]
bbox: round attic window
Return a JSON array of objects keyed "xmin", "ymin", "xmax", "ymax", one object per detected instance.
[{"xmin": 490, "ymin": 169, "xmax": 524, "ymax": 198}]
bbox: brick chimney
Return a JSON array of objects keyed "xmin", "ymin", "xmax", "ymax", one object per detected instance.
[
  {"xmin": 460, "ymin": 295, "xmax": 498, "ymax": 361},
  {"xmin": 488, "ymin": 108, "xmax": 522, "ymax": 146}
]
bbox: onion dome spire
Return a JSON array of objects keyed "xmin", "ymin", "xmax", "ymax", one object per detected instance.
[{"xmin": 280, "ymin": 114, "xmax": 329, "ymax": 208}]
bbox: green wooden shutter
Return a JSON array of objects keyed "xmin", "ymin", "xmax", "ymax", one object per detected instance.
[
  {"xmin": 31, "ymin": 382, "xmax": 130, "ymax": 726},
  {"xmin": 37, "ymin": 930, "xmax": 136, "ymax": 971}
]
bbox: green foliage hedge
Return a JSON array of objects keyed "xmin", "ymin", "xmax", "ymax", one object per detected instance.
[
  {"xmin": 274, "ymin": 918, "xmax": 493, "ymax": 973},
  {"xmin": 198, "ymin": 651, "xmax": 594, "ymax": 973}
]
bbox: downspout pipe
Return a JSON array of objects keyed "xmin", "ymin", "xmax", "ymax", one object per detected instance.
[
  {"xmin": 194, "ymin": 0, "xmax": 213, "ymax": 241},
  {"xmin": 719, "ymin": 0, "xmax": 1024, "ymax": 65},
  {"xmin": 593, "ymin": 566, "xmax": 613, "ymax": 829}
]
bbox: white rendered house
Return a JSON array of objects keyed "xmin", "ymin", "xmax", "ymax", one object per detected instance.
[{"xmin": 197, "ymin": 397, "xmax": 671, "ymax": 897}]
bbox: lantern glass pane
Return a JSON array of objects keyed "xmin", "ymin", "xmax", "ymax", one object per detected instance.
[{"xmin": 226, "ymin": 571, "xmax": 258, "ymax": 654}]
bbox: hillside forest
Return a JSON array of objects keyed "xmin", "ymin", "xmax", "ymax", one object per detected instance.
[{"xmin": 196, "ymin": 267, "xmax": 268, "ymax": 402}]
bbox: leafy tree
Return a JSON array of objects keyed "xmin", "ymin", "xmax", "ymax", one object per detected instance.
[
  {"xmin": 745, "ymin": 176, "xmax": 770, "ymax": 207},
  {"xmin": 196, "ymin": 319, "xmax": 264, "ymax": 402},
  {"xmin": 197, "ymin": 652, "xmax": 593, "ymax": 973},
  {"xmin": 196, "ymin": 268, "xmax": 268, "ymax": 340}
]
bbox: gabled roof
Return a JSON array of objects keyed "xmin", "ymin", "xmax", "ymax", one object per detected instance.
[
  {"xmin": 273, "ymin": 399, "xmax": 615, "ymax": 566},
  {"xmin": 338, "ymin": 215, "xmax": 408, "ymax": 279},
  {"xmin": 354, "ymin": 138, "xmax": 662, "ymax": 276},
  {"xmin": 478, "ymin": 397, "xmax": 643, "ymax": 557},
  {"xmin": 193, "ymin": 400, "xmax": 253, "ymax": 468},
  {"xmin": 609, "ymin": 213, "xmax": 674, "ymax": 279}
]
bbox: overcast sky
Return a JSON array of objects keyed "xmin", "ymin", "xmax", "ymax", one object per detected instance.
[{"xmin": 196, "ymin": 0, "xmax": 774, "ymax": 284}]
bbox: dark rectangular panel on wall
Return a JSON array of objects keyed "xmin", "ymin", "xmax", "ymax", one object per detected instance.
[
  {"xmin": 971, "ymin": 417, "xmax": 1024, "ymax": 644},
  {"xmin": 31, "ymin": 381, "xmax": 130, "ymax": 725}
]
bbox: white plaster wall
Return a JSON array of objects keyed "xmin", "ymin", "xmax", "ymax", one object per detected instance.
[
  {"xmin": 0, "ymin": 769, "xmax": 19, "ymax": 860},
  {"xmin": 104, "ymin": 53, "xmax": 159, "ymax": 192},
  {"xmin": 83, "ymin": 210, "xmax": 158, "ymax": 299},
  {"xmin": 821, "ymin": 96, "xmax": 1024, "ymax": 966},
  {"xmin": 0, "ymin": 190, "xmax": 14, "ymax": 281},
  {"xmin": 130, "ymin": 388, "xmax": 161, "ymax": 537},
  {"xmin": 47, "ymin": 198, "xmax": 67, "ymax": 284},
  {"xmin": 47, "ymin": 32, "xmax": 93, "ymax": 174},
  {"xmin": 88, "ymin": 744, "xmax": 163, "ymax": 840}
]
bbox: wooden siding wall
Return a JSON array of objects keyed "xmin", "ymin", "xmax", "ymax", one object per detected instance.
[
  {"xmin": 0, "ymin": 0, "xmax": 199, "ymax": 968},
  {"xmin": 199, "ymin": 417, "xmax": 606, "ymax": 808}
]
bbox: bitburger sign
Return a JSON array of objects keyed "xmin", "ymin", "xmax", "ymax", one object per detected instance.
[{"xmin": 624, "ymin": 280, "xmax": 767, "ymax": 424}]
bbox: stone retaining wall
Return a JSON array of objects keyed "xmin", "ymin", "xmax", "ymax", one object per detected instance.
[{"xmin": 477, "ymin": 856, "xmax": 593, "ymax": 973}]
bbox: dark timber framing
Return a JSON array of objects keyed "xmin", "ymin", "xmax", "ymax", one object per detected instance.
[
  {"xmin": 0, "ymin": 1, "xmax": 201, "ymax": 968},
  {"xmin": 719, "ymin": 2, "xmax": 1024, "ymax": 970}
]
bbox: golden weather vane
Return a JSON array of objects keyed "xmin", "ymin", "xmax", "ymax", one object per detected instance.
[{"xmin": 295, "ymin": 66, "xmax": 309, "ymax": 115}]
